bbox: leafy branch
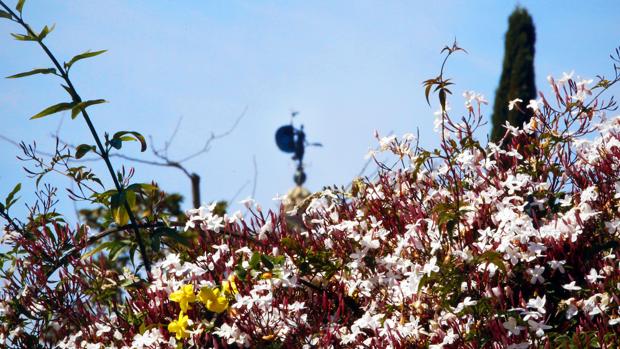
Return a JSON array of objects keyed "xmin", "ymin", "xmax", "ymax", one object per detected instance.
[
  {"xmin": 422, "ymin": 40, "xmax": 467, "ymax": 112},
  {"xmin": 0, "ymin": 0, "xmax": 152, "ymax": 273}
]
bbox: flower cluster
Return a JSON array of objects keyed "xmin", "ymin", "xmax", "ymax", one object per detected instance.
[{"xmin": 3, "ymin": 68, "xmax": 620, "ymax": 348}]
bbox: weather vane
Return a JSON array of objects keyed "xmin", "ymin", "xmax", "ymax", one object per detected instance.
[{"xmin": 275, "ymin": 111, "xmax": 321, "ymax": 186}]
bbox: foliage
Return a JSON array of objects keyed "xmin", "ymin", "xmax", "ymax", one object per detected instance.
[
  {"xmin": 490, "ymin": 7, "xmax": 537, "ymax": 143},
  {"xmin": 2, "ymin": 1, "xmax": 620, "ymax": 349}
]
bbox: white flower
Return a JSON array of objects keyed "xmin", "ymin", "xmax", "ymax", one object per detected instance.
[
  {"xmin": 523, "ymin": 117, "xmax": 537, "ymax": 134},
  {"xmin": 422, "ymin": 256, "xmax": 440, "ymax": 276},
  {"xmin": 580, "ymin": 186, "xmax": 598, "ymax": 202},
  {"xmin": 360, "ymin": 234, "xmax": 380, "ymax": 249},
  {"xmin": 502, "ymin": 173, "xmax": 530, "ymax": 194},
  {"xmin": 463, "ymin": 90, "xmax": 488, "ymax": 110},
  {"xmin": 547, "ymin": 260, "xmax": 566, "ymax": 273},
  {"xmin": 505, "ymin": 149, "xmax": 523, "ymax": 160},
  {"xmin": 527, "ymin": 319, "xmax": 552, "ymax": 337},
  {"xmin": 95, "ymin": 323, "xmax": 112, "ymax": 337},
  {"xmin": 453, "ymin": 297, "xmax": 477, "ymax": 313},
  {"xmin": 527, "ymin": 265, "xmax": 545, "ymax": 284},
  {"xmin": 239, "ymin": 197, "xmax": 255, "ymax": 208},
  {"xmin": 206, "ymin": 214, "xmax": 224, "ymax": 233},
  {"xmin": 562, "ymin": 281, "xmax": 582, "ymax": 291},
  {"xmin": 557, "ymin": 71, "xmax": 574, "ymax": 85},
  {"xmin": 288, "ymin": 301, "xmax": 306, "ymax": 312},
  {"xmin": 586, "ymin": 268, "xmax": 605, "ymax": 284},
  {"xmin": 503, "ymin": 246, "xmax": 521, "ymax": 265},
  {"xmin": 214, "ymin": 323, "xmax": 249, "ymax": 346},
  {"xmin": 258, "ymin": 220, "xmax": 273, "ymax": 241},
  {"xmin": 508, "ymin": 98, "xmax": 523, "ymax": 111},
  {"xmin": 379, "ymin": 135, "xmax": 396, "ymax": 151},
  {"xmin": 503, "ymin": 317, "xmax": 524, "ymax": 336},
  {"xmin": 526, "ymin": 99, "xmax": 541, "ymax": 111},
  {"xmin": 526, "ymin": 295, "xmax": 546, "ymax": 314},
  {"xmin": 503, "ymin": 121, "xmax": 520, "ymax": 136},
  {"xmin": 566, "ymin": 303, "xmax": 579, "ymax": 319},
  {"xmin": 131, "ymin": 329, "xmax": 159, "ymax": 348}
]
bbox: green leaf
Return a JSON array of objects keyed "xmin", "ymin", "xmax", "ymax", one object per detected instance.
[
  {"xmin": 11, "ymin": 32, "xmax": 36, "ymax": 41},
  {"xmin": 74, "ymin": 144, "xmax": 95, "ymax": 159},
  {"xmin": 37, "ymin": 24, "xmax": 54, "ymax": 40},
  {"xmin": 0, "ymin": 10, "xmax": 13, "ymax": 19},
  {"xmin": 82, "ymin": 241, "xmax": 115, "ymax": 260},
  {"xmin": 71, "ymin": 99, "xmax": 107, "ymax": 119},
  {"xmin": 109, "ymin": 138, "xmax": 122, "ymax": 150},
  {"xmin": 65, "ymin": 49, "xmax": 107, "ymax": 70},
  {"xmin": 151, "ymin": 232, "xmax": 161, "ymax": 253},
  {"xmin": 112, "ymin": 131, "xmax": 147, "ymax": 152},
  {"xmin": 235, "ymin": 264, "xmax": 247, "ymax": 279},
  {"xmin": 5, "ymin": 183, "xmax": 21, "ymax": 209},
  {"xmin": 15, "ymin": 0, "xmax": 25, "ymax": 13},
  {"xmin": 160, "ymin": 228, "xmax": 190, "ymax": 246},
  {"xmin": 249, "ymin": 252, "xmax": 261, "ymax": 270},
  {"xmin": 110, "ymin": 192, "xmax": 129, "ymax": 226},
  {"xmin": 60, "ymin": 84, "xmax": 73, "ymax": 97},
  {"xmin": 110, "ymin": 190, "xmax": 137, "ymax": 226},
  {"xmin": 475, "ymin": 251, "xmax": 507, "ymax": 274},
  {"xmin": 109, "ymin": 241, "xmax": 129, "ymax": 261},
  {"xmin": 260, "ymin": 254, "xmax": 274, "ymax": 270},
  {"xmin": 30, "ymin": 102, "xmax": 75, "ymax": 120},
  {"xmin": 439, "ymin": 89, "xmax": 447, "ymax": 111},
  {"xmin": 6, "ymin": 68, "xmax": 56, "ymax": 79},
  {"xmin": 126, "ymin": 183, "xmax": 158, "ymax": 193}
]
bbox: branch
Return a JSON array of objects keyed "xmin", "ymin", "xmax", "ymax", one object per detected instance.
[
  {"xmin": 176, "ymin": 106, "xmax": 248, "ymax": 163},
  {"xmin": 46, "ymin": 220, "xmax": 260, "ymax": 278},
  {"xmin": 0, "ymin": 1, "xmax": 151, "ymax": 273},
  {"xmin": 251, "ymin": 154, "xmax": 258, "ymax": 199},
  {"xmin": 0, "ymin": 134, "xmax": 56, "ymax": 158}
]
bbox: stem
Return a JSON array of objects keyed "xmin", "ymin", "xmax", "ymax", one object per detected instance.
[
  {"xmin": 0, "ymin": 209, "xmax": 24, "ymax": 236},
  {"xmin": 190, "ymin": 173, "xmax": 201, "ymax": 209},
  {"xmin": 0, "ymin": 1, "xmax": 151, "ymax": 274}
]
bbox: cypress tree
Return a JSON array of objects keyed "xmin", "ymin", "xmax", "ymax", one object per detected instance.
[{"xmin": 490, "ymin": 7, "xmax": 537, "ymax": 143}]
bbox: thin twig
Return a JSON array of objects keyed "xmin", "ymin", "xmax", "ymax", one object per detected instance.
[
  {"xmin": 251, "ymin": 154, "xmax": 258, "ymax": 199},
  {"xmin": 162, "ymin": 116, "xmax": 184, "ymax": 156},
  {"xmin": 177, "ymin": 106, "xmax": 248, "ymax": 163},
  {"xmin": 228, "ymin": 180, "xmax": 250, "ymax": 204}
]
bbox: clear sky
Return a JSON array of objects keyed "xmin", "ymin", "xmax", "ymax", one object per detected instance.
[{"xmin": 1, "ymin": 0, "xmax": 619, "ymax": 219}]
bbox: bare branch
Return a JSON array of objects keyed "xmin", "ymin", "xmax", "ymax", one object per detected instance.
[
  {"xmin": 1, "ymin": 134, "xmax": 57, "ymax": 158},
  {"xmin": 227, "ymin": 180, "xmax": 250, "ymax": 204},
  {"xmin": 162, "ymin": 115, "xmax": 184, "ymax": 156},
  {"xmin": 251, "ymin": 154, "xmax": 258, "ymax": 199},
  {"xmin": 177, "ymin": 106, "xmax": 248, "ymax": 163}
]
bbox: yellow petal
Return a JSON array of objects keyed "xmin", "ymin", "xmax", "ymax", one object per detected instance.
[
  {"xmin": 198, "ymin": 287, "xmax": 217, "ymax": 304},
  {"xmin": 168, "ymin": 312, "xmax": 190, "ymax": 340},
  {"xmin": 223, "ymin": 275, "xmax": 239, "ymax": 295},
  {"xmin": 169, "ymin": 289, "xmax": 183, "ymax": 302},
  {"xmin": 207, "ymin": 297, "xmax": 229, "ymax": 313},
  {"xmin": 168, "ymin": 321, "xmax": 179, "ymax": 333}
]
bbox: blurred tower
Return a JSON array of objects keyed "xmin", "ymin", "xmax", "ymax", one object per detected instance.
[
  {"xmin": 274, "ymin": 112, "xmax": 320, "ymax": 213},
  {"xmin": 490, "ymin": 6, "xmax": 537, "ymax": 143}
]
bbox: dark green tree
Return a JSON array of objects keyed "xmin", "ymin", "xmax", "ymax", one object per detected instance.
[{"xmin": 490, "ymin": 7, "xmax": 537, "ymax": 143}]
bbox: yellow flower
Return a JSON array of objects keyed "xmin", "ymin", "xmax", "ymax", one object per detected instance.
[
  {"xmin": 222, "ymin": 274, "xmax": 239, "ymax": 296},
  {"xmin": 198, "ymin": 286, "xmax": 229, "ymax": 313},
  {"xmin": 167, "ymin": 312, "xmax": 190, "ymax": 340},
  {"xmin": 169, "ymin": 284, "xmax": 196, "ymax": 313}
]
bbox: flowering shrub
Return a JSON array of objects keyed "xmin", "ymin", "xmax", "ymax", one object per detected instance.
[
  {"xmin": 6, "ymin": 59, "xmax": 620, "ymax": 348},
  {"xmin": 2, "ymin": 2, "xmax": 620, "ymax": 347}
]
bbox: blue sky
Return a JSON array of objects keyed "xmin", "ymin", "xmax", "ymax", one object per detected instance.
[{"xmin": 1, "ymin": 0, "xmax": 619, "ymax": 220}]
